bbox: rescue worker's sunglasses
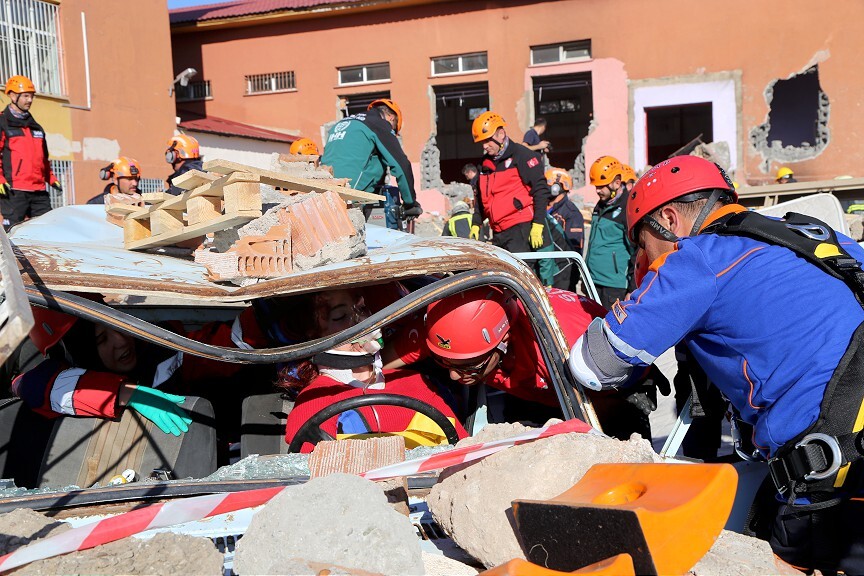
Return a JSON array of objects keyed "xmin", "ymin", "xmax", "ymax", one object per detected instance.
[{"xmin": 433, "ymin": 352, "xmax": 497, "ymax": 377}]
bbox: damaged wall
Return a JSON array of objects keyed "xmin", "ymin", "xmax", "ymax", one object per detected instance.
[{"xmin": 749, "ymin": 65, "xmax": 830, "ymax": 173}]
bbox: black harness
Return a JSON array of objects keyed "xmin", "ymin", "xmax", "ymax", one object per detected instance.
[{"xmin": 704, "ymin": 210, "xmax": 864, "ymax": 499}]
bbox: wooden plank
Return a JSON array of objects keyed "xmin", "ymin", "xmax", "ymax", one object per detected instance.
[
  {"xmin": 125, "ymin": 210, "xmax": 262, "ymax": 251},
  {"xmin": 123, "ymin": 217, "xmax": 152, "ymax": 244},
  {"xmin": 141, "ymin": 192, "xmax": 169, "ymax": 204},
  {"xmin": 186, "ymin": 196, "xmax": 222, "ymax": 226},
  {"xmin": 105, "ymin": 204, "xmax": 142, "ymax": 215},
  {"xmin": 150, "ymin": 209, "xmax": 185, "ymax": 237},
  {"xmin": 224, "ymin": 181, "xmax": 262, "ymax": 214},
  {"xmin": 126, "ymin": 172, "xmax": 260, "ymax": 220},
  {"xmin": 203, "ymin": 159, "xmax": 384, "ymax": 204},
  {"xmin": 171, "ymin": 169, "xmax": 221, "ymax": 191}
]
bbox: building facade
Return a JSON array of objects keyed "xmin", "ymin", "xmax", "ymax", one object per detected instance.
[
  {"xmin": 1, "ymin": 0, "xmax": 177, "ymax": 205},
  {"xmin": 170, "ymin": 0, "xmax": 864, "ymax": 204}
]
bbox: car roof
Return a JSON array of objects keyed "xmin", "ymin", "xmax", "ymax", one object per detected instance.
[{"xmin": 11, "ymin": 205, "xmax": 529, "ymax": 303}]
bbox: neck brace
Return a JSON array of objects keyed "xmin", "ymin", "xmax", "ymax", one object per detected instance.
[{"xmin": 318, "ymin": 351, "xmax": 385, "ymax": 389}]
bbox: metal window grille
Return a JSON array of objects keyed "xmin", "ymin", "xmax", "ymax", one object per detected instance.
[
  {"xmin": 338, "ymin": 63, "xmax": 390, "ymax": 86},
  {"xmin": 245, "ymin": 71, "xmax": 295, "ymax": 95},
  {"xmin": 530, "ymin": 40, "xmax": 591, "ymax": 66},
  {"xmin": 176, "ymin": 80, "xmax": 211, "ymax": 102},
  {"xmin": 0, "ymin": 0, "xmax": 64, "ymax": 96},
  {"xmin": 48, "ymin": 159, "xmax": 73, "ymax": 208},
  {"xmin": 138, "ymin": 178, "xmax": 165, "ymax": 194}
]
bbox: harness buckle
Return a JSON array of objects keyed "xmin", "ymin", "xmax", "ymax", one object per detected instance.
[
  {"xmin": 787, "ymin": 222, "xmax": 831, "ymax": 241},
  {"xmin": 795, "ymin": 433, "xmax": 842, "ymax": 481}
]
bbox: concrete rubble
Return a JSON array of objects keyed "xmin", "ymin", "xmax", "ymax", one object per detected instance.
[
  {"xmin": 689, "ymin": 530, "xmax": 803, "ymax": 576},
  {"xmin": 233, "ymin": 473, "xmax": 425, "ymax": 575},
  {"xmin": 426, "ymin": 421, "xmax": 660, "ymax": 568},
  {"xmin": 0, "ymin": 509, "xmax": 223, "ymax": 576},
  {"xmin": 845, "ymin": 213, "xmax": 864, "ymax": 241}
]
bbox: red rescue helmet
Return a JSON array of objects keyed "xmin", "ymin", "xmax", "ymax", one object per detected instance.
[
  {"xmin": 30, "ymin": 306, "xmax": 78, "ymax": 354},
  {"xmin": 425, "ymin": 286, "xmax": 518, "ymax": 360},
  {"xmin": 626, "ymin": 155, "xmax": 737, "ymax": 243}
]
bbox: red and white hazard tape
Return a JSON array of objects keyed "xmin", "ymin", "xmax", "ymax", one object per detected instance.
[
  {"xmin": 0, "ymin": 486, "xmax": 284, "ymax": 573},
  {"xmin": 0, "ymin": 418, "xmax": 593, "ymax": 571},
  {"xmin": 360, "ymin": 418, "xmax": 597, "ymax": 480}
]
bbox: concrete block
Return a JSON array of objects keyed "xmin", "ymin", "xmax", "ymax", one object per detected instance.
[
  {"xmin": 233, "ymin": 473, "xmax": 424, "ymax": 575},
  {"xmin": 426, "ymin": 422, "xmax": 659, "ymax": 569}
]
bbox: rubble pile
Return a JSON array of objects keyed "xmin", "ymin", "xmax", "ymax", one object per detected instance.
[
  {"xmin": 426, "ymin": 421, "xmax": 659, "ymax": 568},
  {"xmin": 690, "ymin": 530, "xmax": 802, "ymax": 576},
  {"xmin": 0, "ymin": 509, "xmax": 223, "ymax": 575},
  {"xmin": 233, "ymin": 473, "xmax": 424, "ymax": 575}
]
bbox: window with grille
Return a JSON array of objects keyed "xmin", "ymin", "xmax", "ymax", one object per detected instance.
[
  {"xmin": 138, "ymin": 178, "xmax": 165, "ymax": 194},
  {"xmin": 431, "ymin": 52, "xmax": 488, "ymax": 77},
  {"xmin": 0, "ymin": 0, "xmax": 64, "ymax": 97},
  {"xmin": 338, "ymin": 63, "xmax": 390, "ymax": 86},
  {"xmin": 176, "ymin": 80, "xmax": 212, "ymax": 102},
  {"xmin": 48, "ymin": 160, "xmax": 73, "ymax": 208},
  {"xmin": 245, "ymin": 71, "xmax": 295, "ymax": 95},
  {"xmin": 530, "ymin": 40, "xmax": 591, "ymax": 66}
]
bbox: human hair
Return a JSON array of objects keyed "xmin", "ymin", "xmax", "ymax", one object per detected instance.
[
  {"xmin": 647, "ymin": 189, "xmax": 734, "ymax": 228},
  {"xmin": 533, "ymin": 117, "xmax": 547, "ymax": 128},
  {"xmin": 462, "ymin": 163, "xmax": 477, "ymax": 176}
]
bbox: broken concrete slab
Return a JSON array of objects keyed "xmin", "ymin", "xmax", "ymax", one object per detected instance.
[
  {"xmin": 233, "ymin": 473, "xmax": 424, "ymax": 575},
  {"xmin": 9, "ymin": 532, "xmax": 224, "ymax": 576},
  {"xmin": 845, "ymin": 213, "xmax": 864, "ymax": 241},
  {"xmin": 689, "ymin": 530, "xmax": 802, "ymax": 576},
  {"xmin": 422, "ymin": 551, "xmax": 479, "ymax": 575},
  {"xmin": 426, "ymin": 423, "xmax": 658, "ymax": 568}
]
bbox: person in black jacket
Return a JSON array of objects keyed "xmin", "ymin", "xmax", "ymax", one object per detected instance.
[
  {"xmin": 546, "ymin": 167, "xmax": 584, "ymax": 252},
  {"xmin": 164, "ymin": 134, "xmax": 204, "ymax": 196},
  {"xmin": 0, "ymin": 75, "xmax": 61, "ymax": 229}
]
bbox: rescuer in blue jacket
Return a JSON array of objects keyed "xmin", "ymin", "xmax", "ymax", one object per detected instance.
[{"xmin": 568, "ymin": 155, "xmax": 864, "ymax": 573}]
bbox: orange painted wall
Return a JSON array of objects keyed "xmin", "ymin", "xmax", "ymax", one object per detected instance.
[
  {"xmin": 62, "ymin": 0, "xmax": 177, "ymax": 203},
  {"xmin": 171, "ymin": 0, "xmax": 864, "ymax": 199}
]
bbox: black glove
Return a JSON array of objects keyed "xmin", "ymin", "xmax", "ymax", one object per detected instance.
[
  {"xmin": 50, "ymin": 181, "xmax": 62, "ymax": 192},
  {"xmin": 402, "ymin": 202, "xmax": 423, "ymax": 218},
  {"xmin": 625, "ymin": 365, "xmax": 671, "ymax": 416}
]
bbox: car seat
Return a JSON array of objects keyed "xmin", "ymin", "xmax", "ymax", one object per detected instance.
[{"xmin": 240, "ymin": 393, "xmax": 294, "ymax": 458}]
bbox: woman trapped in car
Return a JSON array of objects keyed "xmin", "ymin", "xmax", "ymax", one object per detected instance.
[
  {"xmin": 12, "ymin": 300, "xmax": 271, "ymax": 436},
  {"xmin": 280, "ymin": 288, "xmax": 468, "ymax": 453}
]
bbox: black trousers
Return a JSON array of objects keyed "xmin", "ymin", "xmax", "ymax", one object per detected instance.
[
  {"xmin": 596, "ymin": 285, "xmax": 628, "ymax": 309},
  {"xmin": 492, "ymin": 221, "xmax": 554, "ymax": 284},
  {"xmin": 9, "ymin": 189, "xmax": 52, "ymax": 226}
]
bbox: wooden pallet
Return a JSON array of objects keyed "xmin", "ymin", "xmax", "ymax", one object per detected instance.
[
  {"xmin": 123, "ymin": 171, "xmax": 263, "ymax": 250},
  {"xmin": 203, "ymin": 159, "xmax": 384, "ymax": 204}
]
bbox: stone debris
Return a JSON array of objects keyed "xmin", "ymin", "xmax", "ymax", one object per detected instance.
[
  {"xmin": 426, "ymin": 422, "xmax": 659, "ymax": 568},
  {"xmin": 0, "ymin": 508, "xmax": 69, "ymax": 556},
  {"xmin": 690, "ymin": 141, "xmax": 732, "ymax": 172},
  {"xmin": 10, "ymin": 532, "xmax": 224, "ymax": 576},
  {"xmin": 845, "ymin": 213, "xmax": 864, "ymax": 241},
  {"xmin": 233, "ymin": 473, "xmax": 424, "ymax": 575},
  {"xmin": 421, "ymin": 551, "xmax": 479, "ymax": 575},
  {"xmin": 689, "ymin": 530, "xmax": 802, "ymax": 576}
]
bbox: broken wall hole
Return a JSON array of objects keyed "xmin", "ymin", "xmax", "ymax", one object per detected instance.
[{"xmin": 749, "ymin": 65, "xmax": 830, "ymax": 171}]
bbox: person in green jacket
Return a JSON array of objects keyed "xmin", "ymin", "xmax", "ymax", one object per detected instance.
[
  {"xmin": 322, "ymin": 99, "xmax": 421, "ymax": 228},
  {"xmin": 585, "ymin": 155, "xmax": 635, "ymax": 307}
]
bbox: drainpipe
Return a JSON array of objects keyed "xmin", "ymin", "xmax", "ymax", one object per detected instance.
[{"xmin": 63, "ymin": 12, "xmax": 91, "ymax": 111}]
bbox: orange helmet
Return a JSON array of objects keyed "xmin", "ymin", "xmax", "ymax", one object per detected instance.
[
  {"xmin": 545, "ymin": 168, "xmax": 573, "ymax": 192},
  {"xmin": 368, "ymin": 99, "xmax": 403, "ymax": 134},
  {"xmin": 472, "ymin": 111, "xmax": 506, "ymax": 143},
  {"xmin": 621, "ymin": 164, "xmax": 637, "ymax": 183},
  {"xmin": 165, "ymin": 134, "xmax": 200, "ymax": 163},
  {"xmin": 4, "ymin": 75, "xmax": 35, "ymax": 95},
  {"xmin": 100, "ymin": 156, "xmax": 142, "ymax": 181},
  {"xmin": 589, "ymin": 155, "xmax": 624, "ymax": 187},
  {"xmin": 289, "ymin": 138, "xmax": 319, "ymax": 156}
]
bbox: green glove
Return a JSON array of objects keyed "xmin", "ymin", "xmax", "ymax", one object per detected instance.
[
  {"xmin": 127, "ymin": 386, "xmax": 192, "ymax": 436},
  {"xmin": 470, "ymin": 225, "xmax": 480, "ymax": 240},
  {"xmin": 0, "ymin": 183, "xmax": 8, "ymax": 198},
  {"xmin": 529, "ymin": 222, "xmax": 545, "ymax": 249}
]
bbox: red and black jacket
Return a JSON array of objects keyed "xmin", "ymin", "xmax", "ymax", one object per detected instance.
[
  {"xmin": 473, "ymin": 139, "xmax": 550, "ymax": 233},
  {"xmin": 0, "ymin": 106, "xmax": 57, "ymax": 192}
]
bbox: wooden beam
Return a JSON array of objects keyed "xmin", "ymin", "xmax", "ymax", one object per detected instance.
[
  {"xmin": 141, "ymin": 192, "xmax": 169, "ymax": 204},
  {"xmin": 203, "ymin": 159, "xmax": 384, "ymax": 204},
  {"xmin": 125, "ymin": 211, "xmax": 262, "ymax": 250},
  {"xmin": 186, "ymin": 196, "xmax": 222, "ymax": 226},
  {"xmin": 126, "ymin": 172, "xmax": 260, "ymax": 220},
  {"xmin": 105, "ymin": 203, "xmax": 142, "ymax": 216},
  {"xmin": 171, "ymin": 169, "xmax": 221, "ymax": 191},
  {"xmin": 224, "ymin": 181, "xmax": 263, "ymax": 214}
]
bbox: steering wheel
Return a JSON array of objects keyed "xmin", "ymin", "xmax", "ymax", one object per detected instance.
[{"xmin": 288, "ymin": 393, "xmax": 461, "ymax": 453}]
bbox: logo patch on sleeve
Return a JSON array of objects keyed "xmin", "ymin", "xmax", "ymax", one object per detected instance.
[
  {"xmin": 611, "ymin": 299, "xmax": 628, "ymax": 324},
  {"xmin": 527, "ymin": 157, "xmax": 539, "ymax": 168}
]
